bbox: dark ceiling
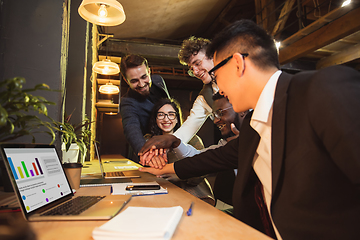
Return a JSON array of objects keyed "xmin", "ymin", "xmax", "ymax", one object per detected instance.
[{"xmin": 95, "ymin": 0, "xmax": 360, "ymax": 90}]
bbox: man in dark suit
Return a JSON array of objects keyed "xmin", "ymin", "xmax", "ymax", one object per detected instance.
[
  {"xmin": 139, "ymin": 19, "xmax": 360, "ymax": 240},
  {"xmin": 120, "ymin": 54, "xmax": 170, "ymax": 161}
]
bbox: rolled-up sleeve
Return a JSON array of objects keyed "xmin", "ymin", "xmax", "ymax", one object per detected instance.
[{"xmin": 173, "ymin": 95, "xmax": 212, "ymax": 143}]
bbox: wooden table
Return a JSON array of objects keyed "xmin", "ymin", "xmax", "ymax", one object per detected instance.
[{"xmin": 1, "ymin": 156, "xmax": 272, "ymax": 240}]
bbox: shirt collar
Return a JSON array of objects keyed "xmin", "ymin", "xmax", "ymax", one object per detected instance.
[{"xmin": 251, "ymin": 70, "xmax": 282, "ymax": 123}]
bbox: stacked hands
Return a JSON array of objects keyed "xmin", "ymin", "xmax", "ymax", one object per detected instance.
[
  {"xmin": 138, "ymin": 123, "xmax": 239, "ymax": 176},
  {"xmin": 138, "ymin": 134, "xmax": 180, "ymax": 168}
]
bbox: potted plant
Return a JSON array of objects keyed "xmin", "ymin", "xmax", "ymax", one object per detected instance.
[
  {"xmin": 0, "ymin": 77, "xmax": 56, "ymax": 191},
  {"xmin": 0, "ymin": 77, "xmax": 56, "ymax": 143},
  {"xmin": 52, "ymin": 113, "xmax": 92, "ymax": 190},
  {"xmin": 52, "ymin": 112, "xmax": 92, "ymax": 164}
]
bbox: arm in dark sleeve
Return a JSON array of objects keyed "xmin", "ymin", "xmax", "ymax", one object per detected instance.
[
  {"xmin": 120, "ymin": 98, "xmax": 146, "ymax": 155},
  {"xmin": 308, "ymin": 66, "xmax": 360, "ymax": 187},
  {"xmin": 152, "ymin": 75, "xmax": 170, "ymax": 99},
  {"xmin": 174, "ymin": 137, "xmax": 239, "ymax": 179}
]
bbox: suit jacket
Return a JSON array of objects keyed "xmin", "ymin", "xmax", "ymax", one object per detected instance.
[
  {"xmin": 120, "ymin": 75, "xmax": 170, "ymax": 156},
  {"xmin": 174, "ymin": 65, "xmax": 360, "ymax": 240}
]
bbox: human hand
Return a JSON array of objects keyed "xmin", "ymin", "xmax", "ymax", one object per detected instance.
[
  {"xmin": 146, "ymin": 152, "xmax": 168, "ymax": 169},
  {"xmin": 139, "ymin": 135, "xmax": 181, "ymax": 154},
  {"xmin": 139, "ymin": 163, "xmax": 176, "ymax": 177},
  {"xmin": 226, "ymin": 123, "xmax": 240, "ymax": 142},
  {"xmin": 139, "ymin": 146, "xmax": 168, "ymax": 166}
]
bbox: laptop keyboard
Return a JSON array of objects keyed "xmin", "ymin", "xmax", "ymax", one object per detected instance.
[
  {"xmin": 106, "ymin": 171, "xmax": 125, "ymax": 177},
  {"xmin": 41, "ymin": 196, "xmax": 105, "ymax": 216}
]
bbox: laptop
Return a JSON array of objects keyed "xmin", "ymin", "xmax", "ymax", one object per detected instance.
[
  {"xmin": 79, "ymin": 142, "xmax": 140, "ymax": 187},
  {"xmin": 0, "ymin": 143, "xmax": 131, "ymax": 221},
  {"xmin": 95, "ymin": 142, "xmax": 141, "ymax": 179}
]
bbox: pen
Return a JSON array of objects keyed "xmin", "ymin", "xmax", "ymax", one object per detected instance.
[{"xmin": 186, "ymin": 202, "xmax": 194, "ymax": 216}]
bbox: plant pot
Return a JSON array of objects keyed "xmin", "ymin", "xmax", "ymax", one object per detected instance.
[
  {"xmin": 62, "ymin": 162, "xmax": 83, "ymax": 190},
  {"xmin": 61, "ymin": 143, "xmax": 79, "ymax": 163}
]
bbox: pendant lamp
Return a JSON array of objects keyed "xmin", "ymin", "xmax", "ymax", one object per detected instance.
[
  {"xmin": 99, "ymin": 82, "xmax": 119, "ymax": 94},
  {"xmin": 78, "ymin": 0, "xmax": 126, "ymax": 26},
  {"xmin": 93, "ymin": 59, "xmax": 120, "ymax": 75}
]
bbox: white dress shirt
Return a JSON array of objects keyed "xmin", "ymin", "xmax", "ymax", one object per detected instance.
[
  {"xmin": 173, "ymin": 138, "xmax": 227, "ymax": 159},
  {"xmin": 250, "ymin": 70, "xmax": 282, "ymax": 240},
  {"xmin": 174, "ymin": 82, "xmax": 219, "ymax": 143}
]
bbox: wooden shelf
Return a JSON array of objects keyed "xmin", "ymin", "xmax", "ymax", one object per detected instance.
[
  {"xmin": 97, "ymin": 78, "xmax": 120, "ymax": 86},
  {"xmin": 95, "ymin": 102, "xmax": 119, "ymax": 112}
]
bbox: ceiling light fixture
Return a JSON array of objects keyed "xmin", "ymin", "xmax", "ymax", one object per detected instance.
[
  {"xmin": 341, "ymin": 0, "xmax": 351, "ymax": 7},
  {"xmin": 78, "ymin": 0, "xmax": 126, "ymax": 26},
  {"xmin": 93, "ymin": 32, "xmax": 119, "ymax": 75},
  {"xmin": 93, "ymin": 59, "xmax": 120, "ymax": 75},
  {"xmin": 99, "ymin": 82, "xmax": 119, "ymax": 94}
]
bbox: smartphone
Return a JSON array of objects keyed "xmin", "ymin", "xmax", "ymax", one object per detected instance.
[{"xmin": 125, "ymin": 185, "xmax": 161, "ymax": 191}]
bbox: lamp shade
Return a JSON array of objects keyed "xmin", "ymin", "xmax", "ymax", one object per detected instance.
[
  {"xmin": 78, "ymin": 0, "xmax": 126, "ymax": 26},
  {"xmin": 99, "ymin": 82, "xmax": 119, "ymax": 94},
  {"xmin": 93, "ymin": 59, "xmax": 120, "ymax": 75}
]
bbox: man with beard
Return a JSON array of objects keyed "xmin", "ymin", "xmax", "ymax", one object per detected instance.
[{"xmin": 120, "ymin": 54, "xmax": 170, "ymax": 162}]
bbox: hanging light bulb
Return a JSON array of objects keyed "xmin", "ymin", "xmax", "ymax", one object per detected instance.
[
  {"xmin": 98, "ymin": 4, "xmax": 108, "ymax": 18},
  {"xmin": 78, "ymin": 0, "xmax": 126, "ymax": 26},
  {"xmin": 99, "ymin": 82, "xmax": 119, "ymax": 94},
  {"xmin": 103, "ymin": 65, "xmax": 110, "ymax": 73},
  {"xmin": 93, "ymin": 59, "xmax": 120, "ymax": 75}
]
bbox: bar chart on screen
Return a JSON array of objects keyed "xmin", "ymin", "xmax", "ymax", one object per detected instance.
[
  {"xmin": 4, "ymin": 148, "xmax": 71, "ymax": 213},
  {"xmin": 8, "ymin": 157, "xmax": 44, "ymax": 182}
]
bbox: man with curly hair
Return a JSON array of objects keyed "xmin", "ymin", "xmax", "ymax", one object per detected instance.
[{"xmin": 173, "ymin": 36, "xmax": 220, "ymax": 144}]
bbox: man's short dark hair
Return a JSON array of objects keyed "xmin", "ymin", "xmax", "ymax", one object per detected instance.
[
  {"xmin": 207, "ymin": 19, "xmax": 280, "ymax": 70},
  {"xmin": 120, "ymin": 54, "xmax": 149, "ymax": 79},
  {"xmin": 178, "ymin": 36, "xmax": 212, "ymax": 65}
]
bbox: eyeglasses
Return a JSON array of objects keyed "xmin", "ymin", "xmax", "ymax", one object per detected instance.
[
  {"xmin": 187, "ymin": 55, "xmax": 206, "ymax": 77},
  {"xmin": 156, "ymin": 111, "xmax": 177, "ymax": 120},
  {"xmin": 212, "ymin": 106, "xmax": 233, "ymax": 119},
  {"xmin": 209, "ymin": 53, "xmax": 248, "ymax": 83}
]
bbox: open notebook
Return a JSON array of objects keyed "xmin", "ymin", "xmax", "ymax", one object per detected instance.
[{"xmin": 0, "ymin": 143, "xmax": 131, "ymax": 221}]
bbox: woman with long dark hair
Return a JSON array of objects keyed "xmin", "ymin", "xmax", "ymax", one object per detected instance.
[{"xmin": 145, "ymin": 98, "xmax": 214, "ymax": 205}]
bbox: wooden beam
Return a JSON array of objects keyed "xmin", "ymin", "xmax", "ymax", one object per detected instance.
[
  {"xmin": 255, "ymin": 0, "xmax": 263, "ymax": 25},
  {"xmin": 272, "ymin": 0, "xmax": 296, "ymax": 37},
  {"xmin": 280, "ymin": 5, "xmax": 358, "ymax": 49},
  {"xmin": 204, "ymin": 0, "xmax": 245, "ymax": 36},
  {"xmin": 101, "ymin": 40, "xmax": 180, "ymax": 59},
  {"xmin": 97, "ymin": 34, "xmax": 113, "ymax": 47},
  {"xmin": 279, "ymin": 7, "xmax": 360, "ymax": 65},
  {"xmin": 316, "ymin": 42, "xmax": 360, "ymax": 69},
  {"xmin": 255, "ymin": 0, "xmax": 276, "ymax": 32},
  {"xmin": 262, "ymin": 0, "xmax": 276, "ymax": 33}
]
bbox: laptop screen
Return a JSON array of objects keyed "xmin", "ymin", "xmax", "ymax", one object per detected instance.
[{"xmin": 2, "ymin": 145, "xmax": 72, "ymax": 214}]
